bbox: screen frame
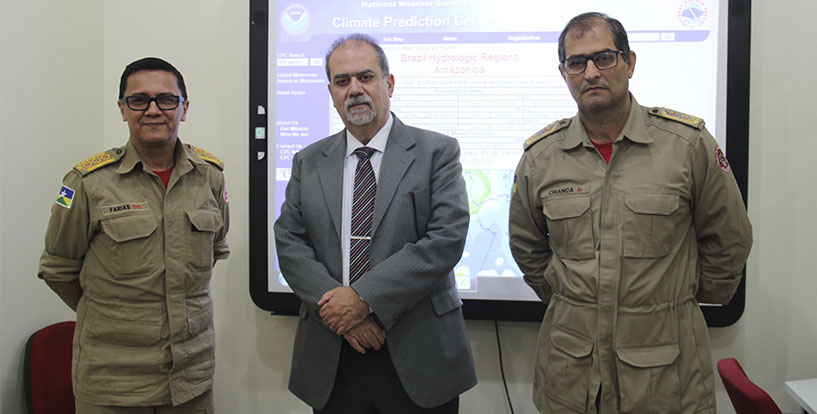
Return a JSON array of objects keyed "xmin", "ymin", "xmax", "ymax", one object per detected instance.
[{"xmin": 249, "ymin": 0, "xmax": 751, "ymax": 326}]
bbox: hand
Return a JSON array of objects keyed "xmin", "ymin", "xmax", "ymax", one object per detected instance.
[
  {"xmin": 318, "ymin": 286, "xmax": 370, "ymax": 335},
  {"xmin": 344, "ymin": 316, "xmax": 386, "ymax": 354},
  {"xmin": 45, "ymin": 279, "xmax": 83, "ymax": 312}
]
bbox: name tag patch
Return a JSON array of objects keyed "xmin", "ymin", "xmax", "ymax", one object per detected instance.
[
  {"xmin": 102, "ymin": 202, "xmax": 150, "ymax": 215},
  {"xmin": 547, "ymin": 186, "xmax": 589, "ymax": 196}
]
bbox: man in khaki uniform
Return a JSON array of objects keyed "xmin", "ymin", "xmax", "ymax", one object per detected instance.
[
  {"xmin": 509, "ymin": 13, "xmax": 752, "ymax": 414},
  {"xmin": 38, "ymin": 57, "xmax": 229, "ymax": 413}
]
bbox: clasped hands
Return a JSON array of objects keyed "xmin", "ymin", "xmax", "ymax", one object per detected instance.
[{"xmin": 318, "ymin": 286, "xmax": 385, "ymax": 354}]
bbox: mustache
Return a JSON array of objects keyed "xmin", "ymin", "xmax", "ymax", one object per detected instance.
[
  {"xmin": 582, "ymin": 80, "xmax": 609, "ymax": 92},
  {"xmin": 345, "ymin": 96, "xmax": 374, "ymax": 111}
]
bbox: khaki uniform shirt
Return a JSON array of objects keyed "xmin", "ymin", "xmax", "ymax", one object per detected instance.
[
  {"xmin": 509, "ymin": 97, "xmax": 752, "ymax": 414},
  {"xmin": 38, "ymin": 139, "xmax": 230, "ymax": 406}
]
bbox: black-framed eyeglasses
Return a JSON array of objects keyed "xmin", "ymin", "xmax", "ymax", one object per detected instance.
[
  {"xmin": 120, "ymin": 95, "xmax": 185, "ymax": 111},
  {"xmin": 561, "ymin": 50, "xmax": 625, "ymax": 75}
]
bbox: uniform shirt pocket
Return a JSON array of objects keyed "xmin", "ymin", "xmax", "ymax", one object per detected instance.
[
  {"xmin": 185, "ymin": 302, "xmax": 215, "ymax": 384},
  {"xmin": 185, "ymin": 209, "xmax": 223, "ymax": 270},
  {"xmin": 99, "ymin": 213, "xmax": 159, "ymax": 277},
  {"xmin": 615, "ymin": 344, "xmax": 682, "ymax": 413},
  {"xmin": 91, "ymin": 315, "xmax": 163, "ymax": 346},
  {"xmin": 81, "ymin": 315, "xmax": 164, "ymax": 395},
  {"xmin": 187, "ymin": 302, "xmax": 214, "ymax": 338},
  {"xmin": 542, "ymin": 326, "xmax": 594, "ymax": 411},
  {"xmin": 541, "ymin": 194, "xmax": 595, "ymax": 260},
  {"xmin": 623, "ymin": 193, "xmax": 680, "ymax": 258}
]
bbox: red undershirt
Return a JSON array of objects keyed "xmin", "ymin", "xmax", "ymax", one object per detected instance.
[
  {"xmin": 592, "ymin": 140, "xmax": 613, "ymax": 164},
  {"xmin": 153, "ymin": 165, "xmax": 175, "ymax": 188}
]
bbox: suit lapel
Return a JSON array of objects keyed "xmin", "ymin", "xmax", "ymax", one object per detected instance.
[
  {"xmin": 372, "ymin": 115, "xmax": 415, "ymax": 235},
  {"xmin": 317, "ymin": 132, "xmax": 346, "ymax": 239}
]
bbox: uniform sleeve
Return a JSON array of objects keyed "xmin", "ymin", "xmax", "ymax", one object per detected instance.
[
  {"xmin": 38, "ymin": 171, "xmax": 91, "ymax": 282},
  {"xmin": 508, "ymin": 153, "xmax": 553, "ymax": 301},
  {"xmin": 691, "ymin": 128, "xmax": 753, "ymax": 304},
  {"xmin": 213, "ymin": 172, "xmax": 230, "ymax": 261}
]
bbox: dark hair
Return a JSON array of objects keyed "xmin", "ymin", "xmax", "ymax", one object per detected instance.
[
  {"xmin": 558, "ymin": 12, "xmax": 631, "ymax": 64},
  {"xmin": 118, "ymin": 57, "xmax": 187, "ymax": 99},
  {"xmin": 325, "ymin": 33, "xmax": 390, "ymax": 80}
]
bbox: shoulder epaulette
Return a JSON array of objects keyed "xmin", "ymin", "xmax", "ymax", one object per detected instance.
[
  {"xmin": 649, "ymin": 107, "xmax": 704, "ymax": 129},
  {"xmin": 189, "ymin": 145, "xmax": 224, "ymax": 170},
  {"xmin": 73, "ymin": 148, "xmax": 123, "ymax": 176},
  {"xmin": 524, "ymin": 119, "xmax": 570, "ymax": 150}
]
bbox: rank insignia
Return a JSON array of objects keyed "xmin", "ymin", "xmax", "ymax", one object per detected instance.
[
  {"xmin": 191, "ymin": 145, "xmax": 224, "ymax": 169},
  {"xmin": 652, "ymin": 107, "xmax": 703, "ymax": 128},
  {"xmin": 715, "ymin": 144, "xmax": 730, "ymax": 172},
  {"xmin": 75, "ymin": 151, "xmax": 119, "ymax": 174},
  {"xmin": 56, "ymin": 185, "xmax": 75, "ymax": 209},
  {"xmin": 524, "ymin": 119, "xmax": 570, "ymax": 150}
]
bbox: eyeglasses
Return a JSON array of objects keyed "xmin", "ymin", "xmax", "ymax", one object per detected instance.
[
  {"xmin": 561, "ymin": 50, "xmax": 624, "ymax": 75},
  {"xmin": 120, "ymin": 95, "xmax": 185, "ymax": 111}
]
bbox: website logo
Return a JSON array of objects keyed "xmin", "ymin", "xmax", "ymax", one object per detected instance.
[
  {"xmin": 281, "ymin": 5, "xmax": 310, "ymax": 34},
  {"xmin": 677, "ymin": 0, "xmax": 708, "ymax": 27}
]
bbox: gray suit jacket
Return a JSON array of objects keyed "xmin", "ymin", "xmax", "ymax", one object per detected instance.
[{"xmin": 274, "ymin": 114, "xmax": 477, "ymax": 409}]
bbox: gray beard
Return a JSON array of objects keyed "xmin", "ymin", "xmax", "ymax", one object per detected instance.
[{"xmin": 346, "ymin": 106, "xmax": 376, "ymax": 126}]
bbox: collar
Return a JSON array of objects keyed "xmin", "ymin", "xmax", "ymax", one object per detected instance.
[
  {"xmin": 620, "ymin": 95, "xmax": 653, "ymax": 145},
  {"xmin": 116, "ymin": 138, "xmax": 202, "ymax": 174},
  {"xmin": 560, "ymin": 94, "xmax": 652, "ymax": 150},
  {"xmin": 345, "ymin": 112, "xmax": 393, "ymax": 157}
]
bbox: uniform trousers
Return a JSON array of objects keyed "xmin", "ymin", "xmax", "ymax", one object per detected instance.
[
  {"xmin": 314, "ymin": 342, "xmax": 458, "ymax": 414},
  {"xmin": 75, "ymin": 389, "xmax": 213, "ymax": 414}
]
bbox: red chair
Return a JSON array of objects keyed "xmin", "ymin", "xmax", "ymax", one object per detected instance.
[
  {"xmin": 24, "ymin": 321, "xmax": 76, "ymax": 414},
  {"xmin": 717, "ymin": 357, "xmax": 782, "ymax": 414}
]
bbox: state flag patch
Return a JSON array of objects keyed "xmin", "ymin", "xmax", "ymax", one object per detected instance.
[{"xmin": 56, "ymin": 185, "xmax": 75, "ymax": 209}]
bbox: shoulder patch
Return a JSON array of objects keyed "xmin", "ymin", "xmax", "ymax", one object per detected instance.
[
  {"xmin": 649, "ymin": 107, "xmax": 703, "ymax": 129},
  {"xmin": 55, "ymin": 185, "xmax": 75, "ymax": 209},
  {"xmin": 74, "ymin": 148, "xmax": 123, "ymax": 176},
  {"xmin": 191, "ymin": 145, "xmax": 224, "ymax": 169},
  {"xmin": 524, "ymin": 119, "xmax": 570, "ymax": 150}
]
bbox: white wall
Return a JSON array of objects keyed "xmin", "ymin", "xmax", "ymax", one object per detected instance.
[
  {"xmin": 1, "ymin": 1, "xmax": 104, "ymax": 412},
  {"xmin": 716, "ymin": 0, "xmax": 817, "ymax": 408},
  {"xmin": 2, "ymin": 1, "xmax": 816, "ymax": 413}
]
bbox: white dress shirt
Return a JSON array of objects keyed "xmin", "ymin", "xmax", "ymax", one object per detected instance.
[{"xmin": 341, "ymin": 113, "xmax": 393, "ymax": 286}]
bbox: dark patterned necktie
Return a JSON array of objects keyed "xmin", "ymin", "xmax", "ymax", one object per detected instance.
[{"xmin": 350, "ymin": 146, "xmax": 376, "ymax": 283}]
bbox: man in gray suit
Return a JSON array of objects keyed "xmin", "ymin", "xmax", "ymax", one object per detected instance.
[{"xmin": 274, "ymin": 33, "xmax": 477, "ymax": 413}]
